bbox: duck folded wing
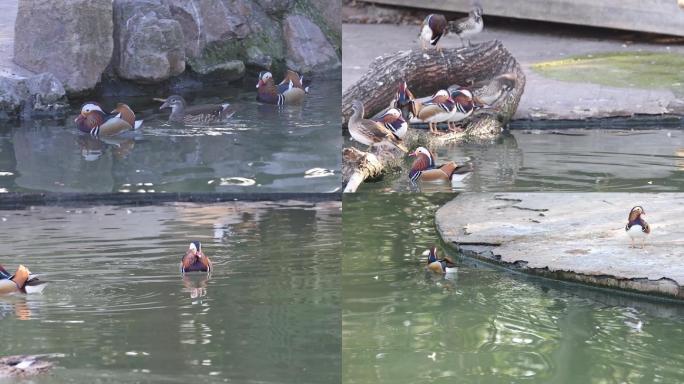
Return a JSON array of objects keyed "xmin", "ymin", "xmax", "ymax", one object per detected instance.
[
  {"xmin": 363, "ymin": 120, "xmax": 408, "ymax": 152},
  {"xmin": 185, "ymin": 104, "xmax": 228, "ymax": 117},
  {"xmin": 281, "ymin": 87, "xmax": 306, "ymax": 104}
]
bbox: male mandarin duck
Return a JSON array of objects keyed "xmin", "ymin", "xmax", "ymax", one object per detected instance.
[
  {"xmin": 0, "ymin": 264, "xmax": 42, "ymax": 294},
  {"xmin": 75, "ymin": 102, "xmax": 143, "ymax": 137},
  {"xmin": 626, "ymin": 206, "xmax": 650, "ymax": 249},
  {"xmin": 409, "ymin": 90, "xmax": 456, "ymax": 135},
  {"xmin": 423, "ymin": 246, "xmax": 457, "ymax": 274},
  {"xmin": 419, "ymin": 14, "xmax": 449, "ymax": 51},
  {"xmin": 375, "ymin": 108, "xmax": 408, "ymax": 140},
  {"xmin": 348, "ymin": 100, "xmax": 408, "ymax": 153},
  {"xmin": 256, "ymin": 70, "xmax": 307, "ymax": 105},
  {"xmin": 157, "ymin": 95, "xmax": 234, "ymax": 124},
  {"xmin": 391, "ymin": 81, "xmax": 415, "ymax": 119},
  {"xmin": 446, "ymin": 88, "xmax": 486, "ymax": 132},
  {"xmin": 408, "ymin": 146, "xmax": 472, "ymax": 183},
  {"xmin": 180, "ymin": 241, "xmax": 212, "ymax": 274},
  {"xmin": 448, "ymin": 5, "xmax": 484, "ymax": 47}
]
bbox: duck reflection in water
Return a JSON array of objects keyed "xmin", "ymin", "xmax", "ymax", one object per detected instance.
[
  {"xmin": 182, "ymin": 273, "xmax": 210, "ymax": 299},
  {"xmin": 77, "ymin": 136, "xmax": 136, "ymax": 162}
]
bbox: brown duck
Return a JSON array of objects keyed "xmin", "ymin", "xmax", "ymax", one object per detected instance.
[
  {"xmin": 180, "ymin": 241, "xmax": 212, "ymax": 274},
  {"xmin": 158, "ymin": 95, "xmax": 234, "ymax": 124},
  {"xmin": 348, "ymin": 100, "xmax": 408, "ymax": 152},
  {"xmin": 0, "ymin": 265, "xmax": 43, "ymax": 295},
  {"xmin": 408, "ymin": 146, "xmax": 471, "ymax": 183},
  {"xmin": 75, "ymin": 102, "xmax": 143, "ymax": 137}
]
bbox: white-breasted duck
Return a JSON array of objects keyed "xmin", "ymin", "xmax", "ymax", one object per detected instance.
[
  {"xmin": 625, "ymin": 206, "xmax": 650, "ymax": 249},
  {"xmin": 419, "ymin": 14, "xmax": 449, "ymax": 51}
]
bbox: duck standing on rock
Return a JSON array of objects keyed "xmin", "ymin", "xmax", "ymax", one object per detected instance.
[
  {"xmin": 448, "ymin": 4, "xmax": 484, "ymax": 47},
  {"xmin": 180, "ymin": 241, "xmax": 212, "ymax": 274},
  {"xmin": 423, "ymin": 246, "xmax": 457, "ymax": 274},
  {"xmin": 391, "ymin": 81, "xmax": 415, "ymax": 119},
  {"xmin": 75, "ymin": 102, "xmax": 143, "ymax": 137},
  {"xmin": 409, "ymin": 146, "xmax": 472, "ymax": 184},
  {"xmin": 256, "ymin": 70, "xmax": 307, "ymax": 105},
  {"xmin": 419, "ymin": 14, "xmax": 449, "ymax": 51},
  {"xmin": 409, "ymin": 90, "xmax": 456, "ymax": 135},
  {"xmin": 0, "ymin": 265, "xmax": 42, "ymax": 295},
  {"xmin": 446, "ymin": 88, "xmax": 485, "ymax": 132},
  {"xmin": 348, "ymin": 100, "xmax": 408, "ymax": 153},
  {"xmin": 466, "ymin": 73, "xmax": 517, "ymax": 105},
  {"xmin": 626, "ymin": 206, "xmax": 650, "ymax": 249},
  {"xmin": 157, "ymin": 95, "xmax": 234, "ymax": 124}
]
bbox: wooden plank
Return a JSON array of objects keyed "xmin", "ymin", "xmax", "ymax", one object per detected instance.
[{"xmin": 361, "ymin": 0, "xmax": 684, "ymax": 37}]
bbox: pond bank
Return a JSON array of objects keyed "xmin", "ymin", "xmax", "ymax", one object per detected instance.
[{"xmin": 435, "ymin": 193, "xmax": 684, "ymax": 300}]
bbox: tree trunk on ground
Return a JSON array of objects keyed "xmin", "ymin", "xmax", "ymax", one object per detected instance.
[{"xmin": 341, "ymin": 40, "xmax": 525, "ymax": 191}]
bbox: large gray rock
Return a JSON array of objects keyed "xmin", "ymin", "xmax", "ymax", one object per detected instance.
[
  {"xmin": 113, "ymin": 0, "xmax": 186, "ymax": 83},
  {"xmin": 163, "ymin": 0, "xmax": 283, "ymax": 73},
  {"xmin": 283, "ymin": 14, "xmax": 340, "ymax": 73},
  {"xmin": 0, "ymin": 73, "xmax": 68, "ymax": 120},
  {"xmin": 308, "ymin": 0, "xmax": 341, "ymax": 35},
  {"xmin": 13, "ymin": 0, "xmax": 113, "ymax": 93}
]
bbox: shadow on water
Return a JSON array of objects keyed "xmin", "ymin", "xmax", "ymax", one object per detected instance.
[
  {"xmin": 343, "ymin": 193, "xmax": 684, "ymax": 384},
  {"xmin": 0, "ymin": 200, "xmax": 340, "ymax": 384},
  {"xmin": 351, "ymin": 127, "xmax": 684, "ymax": 193},
  {"xmin": 0, "ymin": 81, "xmax": 341, "ymax": 194}
]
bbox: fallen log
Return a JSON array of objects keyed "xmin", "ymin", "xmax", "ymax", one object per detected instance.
[{"xmin": 341, "ymin": 40, "xmax": 525, "ymax": 191}]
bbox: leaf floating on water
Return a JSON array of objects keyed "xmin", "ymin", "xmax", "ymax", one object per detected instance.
[
  {"xmin": 218, "ymin": 177, "xmax": 256, "ymax": 186},
  {"xmin": 304, "ymin": 168, "xmax": 335, "ymax": 178}
]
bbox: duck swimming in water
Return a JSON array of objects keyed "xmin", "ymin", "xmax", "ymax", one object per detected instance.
[
  {"xmin": 180, "ymin": 241, "xmax": 212, "ymax": 274},
  {"xmin": 75, "ymin": 102, "xmax": 143, "ymax": 137},
  {"xmin": 626, "ymin": 206, "xmax": 650, "ymax": 249},
  {"xmin": 0, "ymin": 265, "xmax": 43, "ymax": 295},
  {"xmin": 408, "ymin": 146, "xmax": 472, "ymax": 184},
  {"xmin": 423, "ymin": 246, "xmax": 457, "ymax": 274}
]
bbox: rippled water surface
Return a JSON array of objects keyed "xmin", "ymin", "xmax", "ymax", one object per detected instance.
[
  {"xmin": 0, "ymin": 200, "xmax": 340, "ymax": 383},
  {"xmin": 343, "ymin": 194, "xmax": 684, "ymax": 384},
  {"xmin": 353, "ymin": 128, "xmax": 684, "ymax": 193},
  {"xmin": 0, "ymin": 81, "xmax": 340, "ymax": 193}
]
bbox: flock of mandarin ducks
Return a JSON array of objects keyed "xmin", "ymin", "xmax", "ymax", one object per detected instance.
[
  {"xmin": 348, "ymin": 4, "xmax": 520, "ymax": 186},
  {"xmin": 1, "ymin": 241, "xmax": 212, "ymax": 296},
  {"xmin": 75, "ymin": 69, "xmax": 309, "ymax": 138},
  {"xmin": 424, "ymin": 206, "xmax": 651, "ymax": 275}
]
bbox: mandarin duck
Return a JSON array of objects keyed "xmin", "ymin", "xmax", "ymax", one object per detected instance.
[
  {"xmin": 157, "ymin": 95, "xmax": 234, "ymax": 124},
  {"xmin": 448, "ymin": 5, "xmax": 483, "ymax": 47},
  {"xmin": 446, "ymin": 88, "xmax": 486, "ymax": 132},
  {"xmin": 348, "ymin": 100, "xmax": 408, "ymax": 153},
  {"xmin": 419, "ymin": 14, "xmax": 449, "ymax": 51},
  {"xmin": 391, "ymin": 81, "xmax": 415, "ymax": 120},
  {"xmin": 0, "ymin": 265, "xmax": 43, "ymax": 295},
  {"xmin": 375, "ymin": 108, "xmax": 408, "ymax": 139},
  {"xmin": 75, "ymin": 102, "xmax": 143, "ymax": 137},
  {"xmin": 626, "ymin": 206, "xmax": 650, "ymax": 249},
  {"xmin": 180, "ymin": 241, "xmax": 212, "ymax": 274},
  {"xmin": 423, "ymin": 246, "xmax": 457, "ymax": 274},
  {"xmin": 451, "ymin": 73, "xmax": 517, "ymax": 106},
  {"xmin": 409, "ymin": 90, "xmax": 457, "ymax": 135},
  {"xmin": 409, "ymin": 146, "xmax": 472, "ymax": 184},
  {"xmin": 256, "ymin": 70, "xmax": 307, "ymax": 105}
]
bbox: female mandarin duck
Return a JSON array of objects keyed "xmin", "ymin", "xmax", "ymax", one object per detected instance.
[
  {"xmin": 409, "ymin": 146, "xmax": 471, "ymax": 183},
  {"xmin": 423, "ymin": 246, "xmax": 457, "ymax": 274},
  {"xmin": 158, "ymin": 95, "xmax": 234, "ymax": 124},
  {"xmin": 348, "ymin": 100, "xmax": 408, "ymax": 152},
  {"xmin": 375, "ymin": 108, "xmax": 407, "ymax": 140},
  {"xmin": 256, "ymin": 70, "xmax": 308, "ymax": 105},
  {"xmin": 626, "ymin": 206, "xmax": 650, "ymax": 249},
  {"xmin": 0, "ymin": 264, "xmax": 42, "ymax": 294},
  {"xmin": 409, "ymin": 90, "xmax": 457, "ymax": 135},
  {"xmin": 452, "ymin": 73, "xmax": 516, "ymax": 106},
  {"xmin": 75, "ymin": 102, "xmax": 143, "ymax": 137},
  {"xmin": 180, "ymin": 241, "xmax": 212, "ymax": 274}
]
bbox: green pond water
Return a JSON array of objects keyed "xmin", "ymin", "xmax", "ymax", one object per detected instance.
[
  {"xmin": 0, "ymin": 200, "xmax": 340, "ymax": 383},
  {"xmin": 349, "ymin": 128, "xmax": 684, "ymax": 193},
  {"xmin": 343, "ymin": 194, "xmax": 684, "ymax": 384},
  {"xmin": 0, "ymin": 81, "xmax": 341, "ymax": 194}
]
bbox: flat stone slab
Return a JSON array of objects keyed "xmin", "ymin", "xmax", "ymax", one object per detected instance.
[{"xmin": 435, "ymin": 193, "xmax": 684, "ymax": 299}]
